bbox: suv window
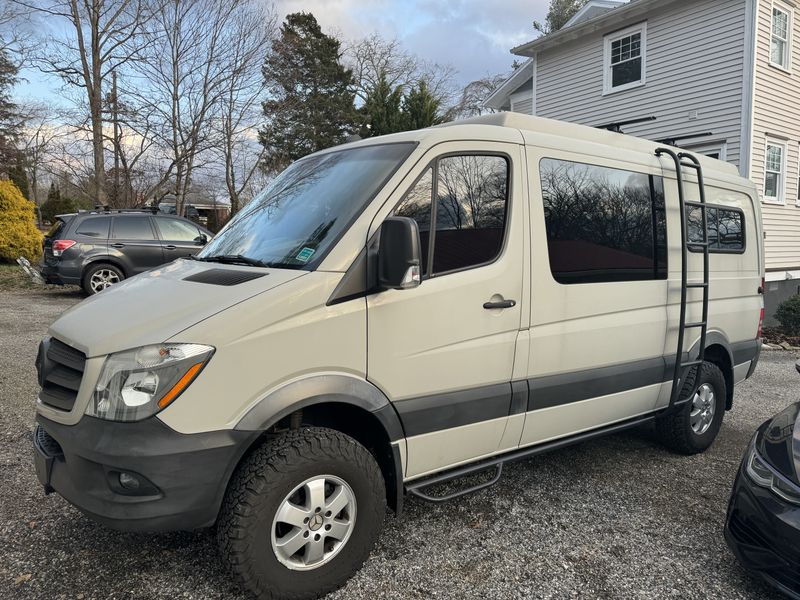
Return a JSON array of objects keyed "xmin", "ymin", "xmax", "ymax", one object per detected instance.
[
  {"xmin": 540, "ymin": 158, "xmax": 667, "ymax": 284},
  {"xmin": 75, "ymin": 216, "xmax": 111, "ymax": 238},
  {"xmin": 156, "ymin": 217, "xmax": 200, "ymax": 242},
  {"xmin": 111, "ymin": 216, "xmax": 156, "ymax": 240},
  {"xmin": 393, "ymin": 154, "xmax": 509, "ymax": 276}
]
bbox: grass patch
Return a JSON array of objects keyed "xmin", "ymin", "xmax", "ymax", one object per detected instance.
[{"xmin": 0, "ymin": 263, "xmax": 42, "ymax": 291}]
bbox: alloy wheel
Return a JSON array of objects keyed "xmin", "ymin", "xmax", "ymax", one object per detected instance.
[
  {"xmin": 690, "ymin": 383, "xmax": 716, "ymax": 435},
  {"xmin": 90, "ymin": 269, "xmax": 120, "ymax": 293}
]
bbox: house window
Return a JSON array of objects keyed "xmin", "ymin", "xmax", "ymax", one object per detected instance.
[
  {"xmin": 604, "ymin": 24, "xmax": 646, "ymax": 94},
  {"xmin": 771, "ymin": 4, "xmax": 792, "ymax": 70},
  {"xmin": 764, "ymin": 140, "xmax": 786, "ymax": 203}
]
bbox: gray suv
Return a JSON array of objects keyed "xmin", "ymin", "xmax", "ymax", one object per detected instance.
[{"xmin": 40, "ymin": 209, "xmax": 212, "ymax": 295}]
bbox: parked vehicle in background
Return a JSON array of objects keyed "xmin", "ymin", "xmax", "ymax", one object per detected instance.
[
  {"xmin": 40, "ymin": 209, "xmax": 212, "ymax": 295},
  {"xmin": 157, "ymin": 202, "xmax": 201, "ymax": 220},
  {"xmin": 32, "ymin": 114, "xmax": 763, "ymax": 599},
  {"xmin": 725, "ymin": 362, "xmax": 800, "ymax": 600}
]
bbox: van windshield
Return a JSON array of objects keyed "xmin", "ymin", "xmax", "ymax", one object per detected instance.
[{"xmin": 198, "ymin": 142, "xmax": 416, "ymax": 269}]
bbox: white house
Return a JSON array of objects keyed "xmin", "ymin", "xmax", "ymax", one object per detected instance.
[{"xmin": 486, "ymin": 0, "xmax": 800, "ymax": 320}]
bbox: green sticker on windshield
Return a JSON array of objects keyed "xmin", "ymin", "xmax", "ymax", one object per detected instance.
[{"xmin": 296, "ymin": 247, "xmax": 316, "ymax": 263}]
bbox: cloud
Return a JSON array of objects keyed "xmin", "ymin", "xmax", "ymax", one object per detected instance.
[{"xmin": 270, "ymin": 0, "xmax": 549, "ymax": 85}]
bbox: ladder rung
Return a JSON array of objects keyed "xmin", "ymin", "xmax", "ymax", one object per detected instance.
[
  {"xmin": 684, "ymin": 201, "xmax": 707, "ymax": 208},
  {"xmin": 686, "ymin": 242, "xmax": 709, "ymax": 248},
  {"xmin": 686, "ymin": 283, "xmax": 708, "ymax": 288},
  {"xmin": 680, "ymin": 162, "xmax": 701, "ymax": 170},
  {"xmin": 684, "ymin": 321, "xmax": 706, "ymax": 328},
  {"xmin": 680, "ymin": 360, "xmax": 703, "ymax": 368}
]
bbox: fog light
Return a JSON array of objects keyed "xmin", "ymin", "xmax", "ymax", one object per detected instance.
[{"xmin": 118, "ymin": 472, "xmax": 140, "ymax": 490}]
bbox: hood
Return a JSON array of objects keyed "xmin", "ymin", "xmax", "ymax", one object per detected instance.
[
  {"xmin": 48, "ymin": 260, "xmax": 305, "ymax": 357},
  {"xmin": 757, "ymin": 401, "xmax": 800, "ymax": 485}
]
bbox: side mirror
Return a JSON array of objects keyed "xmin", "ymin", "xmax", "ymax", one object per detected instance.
[
  {"xmin": 378, "ymin": 217, "xmax": 422, "ymax": 290},
  {"xmin": 195, "ymin": 234, "xmax": 208, "ymax": 246}
]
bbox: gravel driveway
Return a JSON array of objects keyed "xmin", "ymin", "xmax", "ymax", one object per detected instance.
[{"xmin": 0, "ymin": 286, "xmax": 791, "ymax": 599}]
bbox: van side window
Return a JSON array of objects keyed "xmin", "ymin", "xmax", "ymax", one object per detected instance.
[
  {"xmin": 686, "ymin": 206, "xmax": 745, "ymax": 252},
  {"xmin": 540, "ymin": 158, "xmax": 667, "ymax": 284},
  {"xmin": 433, "ymin": 155, "xmax": 508, "ymax": 273},
  {"xmin": 392, "ymin": 155, "xmax": 509, "ymax": 277},
  {"xmin": 394, "ymin": 168, "xmax": 433, "ymax": 276}
]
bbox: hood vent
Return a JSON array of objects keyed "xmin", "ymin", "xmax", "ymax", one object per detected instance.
[{"xmin": 183, "ymin": 268, "xmax": 267, "ymax": 286}]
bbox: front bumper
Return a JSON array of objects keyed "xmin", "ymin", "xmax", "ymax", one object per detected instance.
[
  {"xmin": 34, "ymin": 414, "xmax": 258, "ymax": 531},
  {"xmin": 725, "ymin": 461, "xmax": 800, "ymax": 598}
]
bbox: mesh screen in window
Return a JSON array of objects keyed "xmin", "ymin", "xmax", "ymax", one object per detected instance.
[
  {"xmin": 540, "ymin": 158, "xmax": 667, "ymax": 284},
  {"xmin": 686, "ymin": 206, "xmax": 744, "ymax": 252}
]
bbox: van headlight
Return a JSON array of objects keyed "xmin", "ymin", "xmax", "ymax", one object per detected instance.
[
  {"xmin": 86, "ymin": 343, "xmax": 214, "ymax": 422},
  {"xmin": 745, "ymin": 438, "xmax": 800, "ymax": 505}
]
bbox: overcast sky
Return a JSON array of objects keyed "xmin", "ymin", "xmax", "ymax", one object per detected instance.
[{"xmin": 16, "ymin": 0, "xmax": 550, "ymax": 102}]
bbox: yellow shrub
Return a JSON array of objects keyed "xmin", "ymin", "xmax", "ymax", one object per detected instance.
[{"xmin": 0, "ymin": 179, "xmax": 43, "ymax": 263}]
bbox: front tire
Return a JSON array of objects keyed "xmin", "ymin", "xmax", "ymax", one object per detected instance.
[
  {"xmin": 82, "ymin": 263, "xmax": 124, "ymax": 295},
  {"xmin": 655, "ymin": 361, "xmax": 726, "ymax": 455},
  {"xmin": 217, "ymin": 427, "xmax": 386, "ymax": 600}
]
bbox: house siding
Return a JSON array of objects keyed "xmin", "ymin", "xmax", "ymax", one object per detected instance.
[
  {"xmin": 533, "ymin": 0, "xmax": 748, "ymax": 170},
  {"xmin": 752, "ymin": 0, "xmax": 800, "ymax": 272}
]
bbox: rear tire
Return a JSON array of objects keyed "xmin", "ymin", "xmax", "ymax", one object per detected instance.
[
  {"xmin": 82, "ymin": 263, "xmax": 124, "ymax": 295},
  {"xmin": 655, "ymin": 361, "xmax": 726, "ymax": 455},
  {"xmin": 217, "ymin": 427, "xmax": 386, "ymax": 600}
]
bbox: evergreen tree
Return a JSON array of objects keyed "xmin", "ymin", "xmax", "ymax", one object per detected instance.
[
  {"xmin": 40, "ymin": 183, "xmax": 77, "ymax": 223},
  {"xmin": 361, "ymin": 73, "xmax": 405, "ymax": 137},
  {"xmin": 260, "ymin": 12, "xmax": 359, "ymax": 174},
  {"xmin": 534, "ymin": 0, "xmax": 589, "ymax": 35},
  {"xmin": 0, "ymin": 49, "xmax": 21, "ymax": 183},
  {"xmin": 402, "ymin": 80, "xmax": 443, "ymax": 131}
]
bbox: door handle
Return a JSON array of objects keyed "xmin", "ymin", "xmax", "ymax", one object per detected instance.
[
  {"xmin": 483, "ymin": 299, "xmax": 516, "ymax": 310},
  {"xmin": 164, "ymin": 245, "xmax": 177, "ymax": 250},
  {"xmin": 111, "ymin": 243, "xmax": 125, "ymax": 248}
]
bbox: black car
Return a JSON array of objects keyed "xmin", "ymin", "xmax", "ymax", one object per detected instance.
[
  {"xmin": 40, "ymin": 209, "xmax": 212, "ymax": 295},
  {"xmin": 725, "ymin": 373, "xmax": 800, "ymax": 599}
]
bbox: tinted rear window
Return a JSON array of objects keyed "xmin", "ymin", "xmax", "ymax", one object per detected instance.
[
  {"xmin": 76, "ymin": 216, "xmax": 111, "ymax": 238},
  {"xmin": 112, "ymin": 216, "xmax": 156, "ymax": 240},
  {"xmin": 45, "ymin": 219, "xmax": 67, "ymax": 239}
]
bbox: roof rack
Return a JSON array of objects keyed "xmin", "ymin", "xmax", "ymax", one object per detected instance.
[
  {"xmin": 656, "ymin": 131, "xmax": 714, "ymax": 147},
  {"xmin": 86, "ymin": 206, "xmax": 159, "ymax": 215},
  {"xmin": 595, "ymin": 115, "xmax": 656, "ymax": 134}
]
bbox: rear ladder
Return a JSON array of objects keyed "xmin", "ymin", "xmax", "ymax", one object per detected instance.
[{"xmin": 655, "ymin": 148, "xmax": 711, "ymax": 409}]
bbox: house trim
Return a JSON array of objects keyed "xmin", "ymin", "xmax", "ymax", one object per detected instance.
[
  {"xmin": 742, "ymin": 0, "xmax": 758, "ymax": 178},
  {"xmin": 563, "ymin": 0, "xmax": 627, "ymax": 28},
  {"xmin": 483, "ymin": 59, "xmax": 534, "ymax": 111}
]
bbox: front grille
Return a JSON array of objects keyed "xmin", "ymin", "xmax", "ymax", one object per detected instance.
[
  {"xmin": 34, "ymin": 425, "xmax": 63, "ymax": 457},
  {"xmin": 729, "ymin": 510, "xmax": 800, "ymax": 565},
  {"xmin": 37, "ymin": 337, "xmax": 86, "ymax": 412}
]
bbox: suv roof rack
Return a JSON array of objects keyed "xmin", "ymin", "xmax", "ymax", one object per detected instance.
[{"xmin": 83, "ymin": 206, "xmax": 159, "ymax": 215}]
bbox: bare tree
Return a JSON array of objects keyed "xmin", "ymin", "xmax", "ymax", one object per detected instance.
[
  {"xmin": 214, "ymin": 0, "xmax": 275, "ymax": 215},
  {"xmin": 133, "ymin": 0, "xmax": 259, "ymax": 217},
  {"xmin": 17, "ymin": 102, "xmax": 58, "ymax": 209},
  {"xmin": 448, "ymin": 73, "xmax": 510, "ymax": 120},
  {"xmin": 346, "ymin": 33, "xmax": 456, "ymax": 106},
  {"xmin": 17, "ymin": 0, "xmax": 154, "ymax": 206}
]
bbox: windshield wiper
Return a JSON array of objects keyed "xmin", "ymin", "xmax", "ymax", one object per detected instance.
[{"xmin": 193, "ymin": 254, "xmax": 269, "ymax": 268}]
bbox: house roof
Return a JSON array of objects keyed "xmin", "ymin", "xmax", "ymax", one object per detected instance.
[
  {"xmin": 562, "ymin": 0, "xmax": 627, "ymax": 28},
  {"xmin": 483, "ymin": 59, "xmax": 534, "ymax": 111},
  {"xmin": 512, "ymin": 0, "xmax": 679, "ymax": 57}
]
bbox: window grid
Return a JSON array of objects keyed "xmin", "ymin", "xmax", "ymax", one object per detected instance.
[
  {"xmin": 611, "ymin": 33, "xmax": 641, "ymax": 65},
  {"xmin": 772, "ymin": 6, "xmax": 791, "ymax": 69},
  {"xmin": 764, "ymin": 142, "xmax": 785, "ymax": 203},
  {"xmin": 603, "ymin": 24, "xmax": 646, "ymax": 94}
]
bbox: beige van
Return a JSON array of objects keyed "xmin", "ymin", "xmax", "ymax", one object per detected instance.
[{"xmin": 32, "ymin": 113, "xmax": 763, "ymax": 599}]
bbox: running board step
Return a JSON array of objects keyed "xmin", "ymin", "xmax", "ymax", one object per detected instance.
[{"xmin": 405, "ymin": 414, "xmax": 655, "ymax": 503}]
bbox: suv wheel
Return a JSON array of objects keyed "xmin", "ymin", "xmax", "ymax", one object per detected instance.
[
  {"xmin": 655, "ymin": 361, "xmax": 726, "ymax": 455},
  {"xmin": 82, "ymin": 263, "xmax": 124, "ymax": 295},
  {"xmin": 218, "ymin": 427, "xmax": 385, "ymax": 600}
]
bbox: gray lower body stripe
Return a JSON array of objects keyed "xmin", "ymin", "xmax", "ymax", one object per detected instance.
[
  {"xmin": 394, "ymin": 382, "xmax": 511, "ymax": 437},
  {"xmin": 527, "ymin": 357, "xmax": 668, "ymax": 412},
  {"xmin": 396, "ymin": 339, "xmax": 761, "ymax": 437}
]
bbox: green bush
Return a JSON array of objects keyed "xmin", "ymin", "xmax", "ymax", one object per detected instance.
[
  {"xmin": 775, "ymin": 294, "xmax": 800, "ymax": 336},
  {"xmin": 0, "ymin": 179, "xmax": 42, "ymax": 263}
]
